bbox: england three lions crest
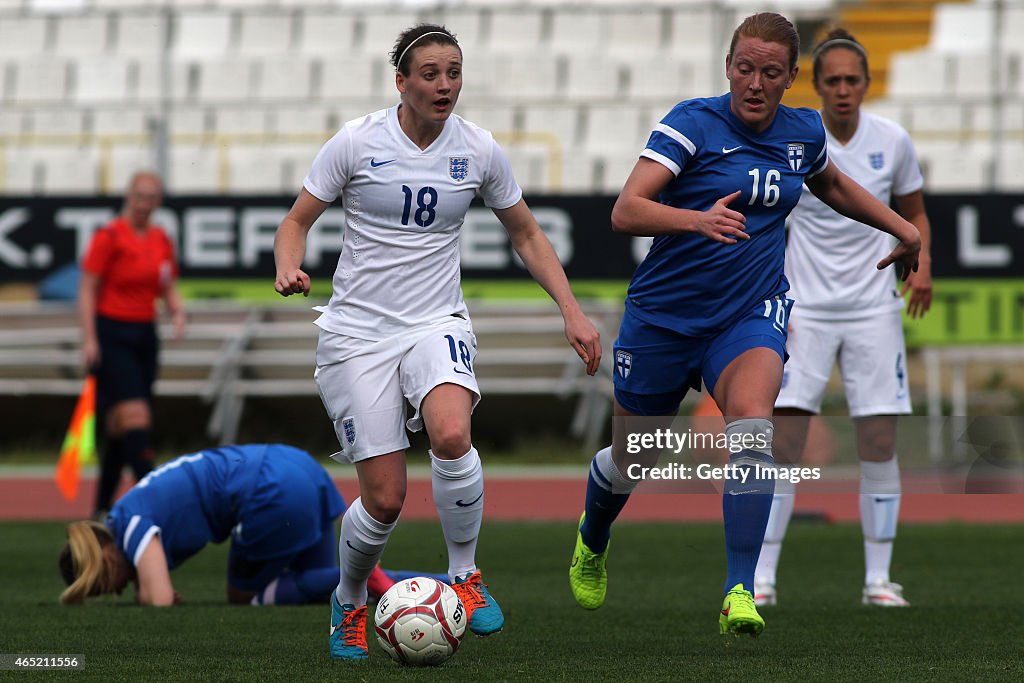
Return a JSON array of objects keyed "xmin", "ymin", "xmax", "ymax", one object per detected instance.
[
  {"xmin": 787, "ymin": 143, "xmax": 804, "ymax": 171},
  {"xmin": 342, "ymin": 417, "xmax": 356, "ymax": 446},
  {"xmin": 449, "ymin": 156, "xmax": 470, "ymax": 182}
]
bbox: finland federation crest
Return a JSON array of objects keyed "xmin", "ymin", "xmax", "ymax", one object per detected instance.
[
  {"xmin": 787, "ymin": 143, "xmax": 804, "ymax": 171},
  {"xmin": 615, "ymin": 350, "xmax": 632, "ymax": 380},
  {"xmin": 342, "ymin": 417, "xmax": 356, "ymax": 446},
  {"xmin": 869, "ymin": 152, "xmax": 884, "ymax": 170},
  {"xmin": 449, "ymin": 156, "xmax": 470, "ymax": 182}
]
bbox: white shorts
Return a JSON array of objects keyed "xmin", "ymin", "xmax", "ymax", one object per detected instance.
[
  {"xmin": 314, "ymin": 316, "xmax": 481, "ymax": 463},
  {"xmin": 775, "ymin": 309, "xmax": 911, "ymax": 417}
]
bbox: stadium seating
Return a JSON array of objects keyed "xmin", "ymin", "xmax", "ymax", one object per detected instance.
[
  {"xmin": 0, "ymin": 0, "xmax": 1019, "ymax": 194},
  {"xmin": 0, "ymin": 300, "xmax": 618, "ymax": 447}
]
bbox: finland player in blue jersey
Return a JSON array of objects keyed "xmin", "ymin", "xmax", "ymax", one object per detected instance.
[
  {"xmin": 58, "ymin": 444, "xmax": 443, "ymax": 606},
  {"xmin": 568, "ymin": 13, "xmax": 921, "ymax": 637}
]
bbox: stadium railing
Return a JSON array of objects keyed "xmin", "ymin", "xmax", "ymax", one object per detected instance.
[{"xmin": 0, "ymin": 299, "xmax": 618, "ymax": 450}]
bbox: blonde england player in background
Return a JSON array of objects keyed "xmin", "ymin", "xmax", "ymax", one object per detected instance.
[
  {"xmin": 273, "ymin": 24, "xmax": 603, "ymax": 661},
  {"xmin": 755, "ymin": 28, "xmax": 933, "ymax": 608}
]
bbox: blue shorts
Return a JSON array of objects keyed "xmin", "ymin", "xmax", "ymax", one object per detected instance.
[
  {"xmin": 227, "ymin": 446, "xmax": 346, "ymax": 591},
  {"xmin": 613, "ymin": 297, "xmax": 792, "ymax": 416}
]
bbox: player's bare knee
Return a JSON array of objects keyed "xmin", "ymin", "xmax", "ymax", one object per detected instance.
[
  {"xmin": 363, "ymin": 489, "xmax": 406, "ymax": 523},
  {"xmin": 112, "ymin": 400, "xmax": 151, "ymax": 432},
  {"xmin": 428, "ymin": 430, "xmax": 472, "ymax": 460}
]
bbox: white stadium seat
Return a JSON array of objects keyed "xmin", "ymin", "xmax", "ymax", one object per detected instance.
[
  {"xmin": 319, "ymin": 55, "xmax": 384, "ymax": 101},
  {"xmin": 254, "ymin": 57, "xmax": 316, "ymax": 101},
  {"xmin": 237, "ymin": 13, "xmax": 293, "ymax": 56},
  {"xmin": 227, "ymin": 145, "xmax": 287, "ymax": 193},
  {"xmin": 888, "ymin": 50, "xmax": 950, "ymax": 98},
  {"xmin": 605, "ymin": 10, "xmax": 665, "ymax": 58},
  {"xmin": 268, "ymin": 105, "xmax": 334, "ymax": 136},
  {"xmin": 194, "ymin": 59, "xmax": 255, "ymax": 103},
  {"xmin": 0, "ymin": 16, "xmax": 48, "ymax": 59},
  {"xmin": 134, "ymin": 58, "xmax": 192, "ymax": 103},
  {"xmin": 563, "ymin": 55, "xmax": 624, "ymax": 101},
  {"xmin": 74, "ymin": 57, "xmax": 132, "ymax": 104},
  {"xmin": 550, "ymin": 8, "xmax": 603, "ymax": 56},
  {"xmin": 11, "ymin": 60, "xmax": 71, "ymax": 103},
  {"xmin": 297, "ymin": 11, "xmax": 357, "ymax": 56},
  {"xmin": 456, "ymin": 104, "xmax": 518, "ymax": 137},
  {"xmin": 26, "ymin": 109, "xmax": 86, "ymax": 136},
  {"xmin": 171, "ymin": 11, "xmax": 234, "ymax": 60},
  {"xmin": 930, "ymin": 4, "xmax": 995, "ymax": 54},
  {"xmin": 92, "ymin": 108, "xmax": 153, "ymax": 137},
  {"xmin": 115, "ymin": 13, "xmax": 170, "ymax": 57},
  {"xmin": 213, "ymin": 108, "xmax": 270, "ymax": 135},
  {"xmin": 521, "ymin": 104, "xmax": 581, "ymax": 149},
  {"xmin": 169, "ymin": 144, "xmax": 220, "ymax": 194},
  {"xmin": 53, "ymin": 14, "xmax": 110, "ymax": 56},
  {"xmin": 488, "ymin": 8, "xmax": 545, "ymax": 53}
]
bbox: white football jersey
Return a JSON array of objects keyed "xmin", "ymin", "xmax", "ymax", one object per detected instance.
[
  {"xmin": 785, "ymin": 112, "xmax": 923, "ymax": 319},
  {"xmin": 304, "ymin": 106, "xmax": 522, "ymax": 340}
]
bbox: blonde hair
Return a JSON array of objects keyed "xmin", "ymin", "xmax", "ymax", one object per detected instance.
[{"xmin": 58, "ymin": 520, "xmax": 115, "ymax": 605}]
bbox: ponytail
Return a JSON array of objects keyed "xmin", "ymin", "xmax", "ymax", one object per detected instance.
[{"xmin": 59, "ymin": 520, "xmax": 115, "ymax": 605}]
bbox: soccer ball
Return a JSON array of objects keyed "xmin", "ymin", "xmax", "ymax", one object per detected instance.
[{"xmin": 373, "ymin": 577, "xmax": 466, "ymax": 666}]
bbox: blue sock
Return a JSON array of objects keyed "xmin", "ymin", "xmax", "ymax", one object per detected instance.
[
  {"xmin": 260, "ymin": 568, "xmax": 339, "ymax": 605},
  {"xmin": 580, "ymin": 449, "xmax": 633, "ymax": 553},
  {"xmin": 723, "ymin": 448, "xmax": 775, "ymax": 595}
]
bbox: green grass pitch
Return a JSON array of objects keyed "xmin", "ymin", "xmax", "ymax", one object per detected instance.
[{"xmin": 3, "ymin": 521, "xmax": 1021, "ymax": 681}]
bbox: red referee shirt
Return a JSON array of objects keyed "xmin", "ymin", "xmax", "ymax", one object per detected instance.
[{"xmin": 82, "ymin": 217, "xmax": 179, "ymax": 323}]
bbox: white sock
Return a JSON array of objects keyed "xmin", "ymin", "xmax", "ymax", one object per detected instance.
[
  {"xmin": 594, "ymin": 446, "xmax": 640, "ymax": 495},
  {"xmin": 755, "ymin": 473, "xmax": 796, "ymax": 586},
  {"xmin": 254, "ymin": 578, "xmax": 279, "ymax": 606},
  {"xmin": 431, "ymin": 447, "xmax": 483, "ymax": 581},
  {"xmin": 864, "ymin": 540, "xmax": 894, "ymax": 585},
  {"xmin": 335, "ymin": 497, "xmax": 395, "ymax": 607},
  {"xmin": 860, "ymin": 457, "xmax": 901, "ymax": 585}
]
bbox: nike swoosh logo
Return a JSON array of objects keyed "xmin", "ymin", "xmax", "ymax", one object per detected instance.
[
  {"xmin": 721, "ymin": 606, "xmax": 731, "ymax": 616},
  {"xmin": 455, "ymin": 492, "xmax": 483, "ymax": 507},
  {"xmin": 345, "ymin": 540, "xmax": 372, "ymax": 556},
  {"xmin": 452, "ymin": 366, "xmax": 473, "ymax": 376},
  {"xmin": 726, "ymin": 489, "xmax": 759, "ymax": 495},
  {"xmin": 571, "ymin": 556, "xmax": 579, "ymax": 567},
  {"xmin": 722, "ymin": 146, "xmax": 742, "ymax": 154},
  {"xmin": 370, "ymin": 158, "xmax": 396, "ymax": 167}
]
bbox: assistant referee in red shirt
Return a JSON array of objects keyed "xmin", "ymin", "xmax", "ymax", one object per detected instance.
[{"xmin": 78, "ymin": 171, "xmax": 186, "ymax": 517}]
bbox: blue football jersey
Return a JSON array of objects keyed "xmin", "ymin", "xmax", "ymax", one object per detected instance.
[
  {"xmin": 106, "ymin": 445, "xmax": 265, "ymax": 569},
  {"xmin": 627, "ymin": 94, "xmax": 828, "ymax": 337}
]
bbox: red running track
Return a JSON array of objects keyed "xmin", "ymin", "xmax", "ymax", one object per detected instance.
[{"xmin": 1, "ymin": 475, "xmax": 1023, "ymax": 523}]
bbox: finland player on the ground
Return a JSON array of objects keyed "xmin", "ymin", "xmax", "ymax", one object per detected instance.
[
  {"xmin": 59, "ymin": 444, "xmax": 429, "ymax": 606},
  {"xmin": 567, "ymin": 13, "xmax": 921, "ymax": 637},
  {"xmin": 755, "ymin": 29, "xmax": 933, "ymax": 609},
  {"xmin": 273, "ymin": 24, "xmax": 603, "ymax": 661}
]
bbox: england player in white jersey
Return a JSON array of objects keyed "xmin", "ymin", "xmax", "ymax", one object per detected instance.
[
  {"xmin": 273, "ymin": 24, "xmax": 602, "ymax": 661},
  {"xmin": 756, "ymin": 29, "xmax": 933, "ymax": 608}
]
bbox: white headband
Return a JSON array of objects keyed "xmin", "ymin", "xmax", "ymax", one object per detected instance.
[
  {"xmin": 397, "ymin": 31, "xmax": 456, "ymax": 71},
  {"xmin": 813, "ymin": 38, "xmax": 866, "ymax": 59}
]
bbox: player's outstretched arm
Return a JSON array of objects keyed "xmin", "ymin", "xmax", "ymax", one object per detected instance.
[
  {"xmin": 274, "ymin": 189, "xmax": 330, "ymax": 297},
  {"xmin": 805, "ymin": 160, "xmax": 921, "ymax": 280},
  {"xmin": 492, "ymin": 199, "xmax": 602, "ymax": 376},
  {"xmin": 135, "ymin": 536, "xmax": 176, "ymax": 606},
  {"xmin": 611, "ymin": 159, "xmax": 747, "ymax": 242},
  {"xmin": 894, "ymin": 190, "xmax": 933, "ymax": 318}
]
